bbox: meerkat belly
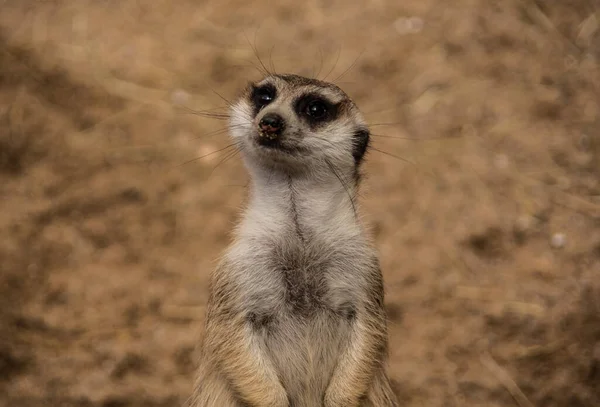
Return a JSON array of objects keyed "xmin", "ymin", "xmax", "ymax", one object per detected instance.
[{"xmin": 264, "ymin": 310, "xmax": 353, "ymax": 406}]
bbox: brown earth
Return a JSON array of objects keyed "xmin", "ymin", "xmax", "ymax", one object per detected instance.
[{"xmin": 1, "ymin": 1, "xmax": 599, "ymax": 406}]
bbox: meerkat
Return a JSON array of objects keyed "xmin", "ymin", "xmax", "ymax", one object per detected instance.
[{"xmin": 189, "ymin": 73, "xmax": 398, "ymax": 407}]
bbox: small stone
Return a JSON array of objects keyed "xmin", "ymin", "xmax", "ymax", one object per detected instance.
[
  {"xmin": 196, "ymin": 144, "xmax": 219, "ymax": 164},
  {"xmin": 550, "ymin": 233, "xmax": 566, "ymax": 249},
  {"xmin": 515, "ymin": 214, "xmax": 534, "ymax": 232},
  {"xmin": 494, "ymin": 154, "xmax": 509, "ymax": 170},
  {"xmin": 394, "ymin": 17, "xmax": 424, "ymax": 35},
  {"xmin": 171, "ymin": 89, "xmax": 191, "ymax": 106},
  {"xmin": 557, "ymin": 176, "xmax": 571, "ymax": 190},
  {"xmin": 72, "ymin": 15, "xmax": 88, "ymax": 34},
  {"xmin": 514, "ymin": 214, "xmax": 535, "ymax": 244},
  {"xmin": 110, "ymin": 353, "xmax": 150, "ymax": 379}
]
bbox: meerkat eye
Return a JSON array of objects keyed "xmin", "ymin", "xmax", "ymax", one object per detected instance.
[
  {"xmin": 305, "ymin": 100, "xmax": 328, "ymax": 120},
  {"xmin": 252, "ymin": 84, "xmax": 276, "ymax": 109},
  {"xmin": 295, "ymin": 94, "xmax": 337, "ymax": 124}
]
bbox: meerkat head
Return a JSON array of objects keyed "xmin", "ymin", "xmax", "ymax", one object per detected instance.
[{"xmin": 229, "ymin": 74, "xmax": 370, "ymax": 177}]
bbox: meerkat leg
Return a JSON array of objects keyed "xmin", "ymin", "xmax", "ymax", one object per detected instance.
[
  {"xmin": 190, "ymin": 366, "xmax": 240, "ymax": 407},
  {"xmin": 202, "ymin": 312, "xmax": 288, "ymax": 407},
  {"xmin": 361, "ymin": 369, "xmax": 399, "ymax": 407},
  {"xmin": 324, "ymin": 306, "xmax": 387, "ymax": 407}
]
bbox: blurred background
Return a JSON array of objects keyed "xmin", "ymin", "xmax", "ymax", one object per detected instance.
[{"xmin": 1, "ymin": 0, "xmax": 599, "ymax": 406}]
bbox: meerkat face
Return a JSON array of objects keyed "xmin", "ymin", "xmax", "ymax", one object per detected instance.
[{"xmin": 229, "ymin": 74, "xmax": 370, "ymax": 174}]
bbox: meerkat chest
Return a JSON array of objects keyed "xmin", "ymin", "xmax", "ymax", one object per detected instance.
[
  {"xmin": 231, "ymin": 235, "xmax": 372, "ymax": 320},
  {"xmin": 276, "ymin": 244, "xmax": 346, "ymax": 317}
]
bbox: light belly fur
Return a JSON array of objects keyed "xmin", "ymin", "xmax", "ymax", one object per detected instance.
[{"xmin": 263, "ymin": 312, "xmax": 352, "ymax": 406}]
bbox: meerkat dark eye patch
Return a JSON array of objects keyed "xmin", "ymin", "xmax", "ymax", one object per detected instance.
[
  {"xmin": 294, "ymin": 93, "xmax": 338, "ymax": 126},
  {"xmin": 250, "ymin": 83, "xmax": 277, "ymax": 115},
  {"xmin": 352, "ymin": 128, "xmax": 370, "ymax": 165}
]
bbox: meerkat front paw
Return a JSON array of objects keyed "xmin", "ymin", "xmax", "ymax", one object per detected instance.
[
  {"xmin": 323, "ymin": 388, "xmax": 360, "ymax": 407},
  {"xmin": 244, "ymin": 384, "xmax": 289, "ymax": 407},
  {"xmin": 268, "ymin": 388, "xmax": 290, "ymax": 407}
]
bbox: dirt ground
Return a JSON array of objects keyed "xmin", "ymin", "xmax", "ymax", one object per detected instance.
[{"xmin": 1, "ymin": 0, "xmax": 599, "ymax": 406}]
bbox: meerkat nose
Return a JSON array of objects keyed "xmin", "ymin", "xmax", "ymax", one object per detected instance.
[{"xmin": 258, "ymin": 113, "xmax": 285, "ymax": 139}]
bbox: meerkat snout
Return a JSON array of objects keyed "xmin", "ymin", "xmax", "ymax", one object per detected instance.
[{"xmin": 258, "ymin": 112, "xmax": 285, "ymax": 142}]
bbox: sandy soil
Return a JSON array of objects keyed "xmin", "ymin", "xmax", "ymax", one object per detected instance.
[{"xmin": 1, "ymin": 0, "xmax": 599, "ymax": 406}]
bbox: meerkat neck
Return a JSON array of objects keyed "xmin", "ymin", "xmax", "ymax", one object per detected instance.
[{"xmin": 238, "ymin": 165, "xmax": 362, "ymax": 241}]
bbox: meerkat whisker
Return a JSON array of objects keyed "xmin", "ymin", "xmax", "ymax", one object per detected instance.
[
  {"xmin": 331, "ymin": 48, "xmax": 366, "ymax": 84},
  {"xmin": 369, "ymin": 146, "xmax": 438, "ymax": 180},
  {"xmin": 177, "ymin": 143, "xmax": 239, "ymax": 167},
  {"xmin": 179, "ymin": 111, "xmax": 230, "ymax": 120},
  {"xmin": 208, "ymin": 87, "xmax": 235, "ymax": 108},
  {"xmin": 207, "ymin": 148, "xmax": 242, "ymax": 179},
  {"xmin": 321, "ymin": 44, "xmax": 342, "ymax": 82},
  {"xmin": 242, "ymin": 30, "xmax": 272, "ymax": 77},
  {"xmin": 325, "ymin": 158, "xmax": 357, "ymax": 216},
  {"xmin": 370, "ymin": 132, "xmax": 465, "ymax": 141},
  {"xmin": 368, "ymin": 121, "xmax": 408, "ymax": 127},
  {"xmin": 362, "ymin": 98, "xmax": 410, "ymax": 116},
  {"xmin": 313, "ymin": 46, "xmax": 325, "ymax": 80},
  {"xmin": 268, "ymin": 44, "xmax": 277, "ymax": 74},
  {"xmin": 177, "ymin": 105, "xmax": 231, "ymax": 120},
  {"xmin": 188, "ymin": 125, "xmax": 251, "ymax": 142},
  {"xmin": 369, "ymin": 145, "xmax": 417, "ymax": 166},
  {"xmin": 222, "ymin": 61, "xmax": 266, "ymax": 75},
  {"xmin": 252, "ymin": 31, "xmax": 272, "ymax": 76}
]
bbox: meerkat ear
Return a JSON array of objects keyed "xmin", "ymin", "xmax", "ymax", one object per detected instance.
[{"xmin": 352, "ymin": 128, "xmax": 370, "ymax": 165}]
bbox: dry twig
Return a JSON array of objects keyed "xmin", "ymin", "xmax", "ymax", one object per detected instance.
[{"xmin": 481, "ymin": 352, "xmax": 536, "ymax": 407}]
